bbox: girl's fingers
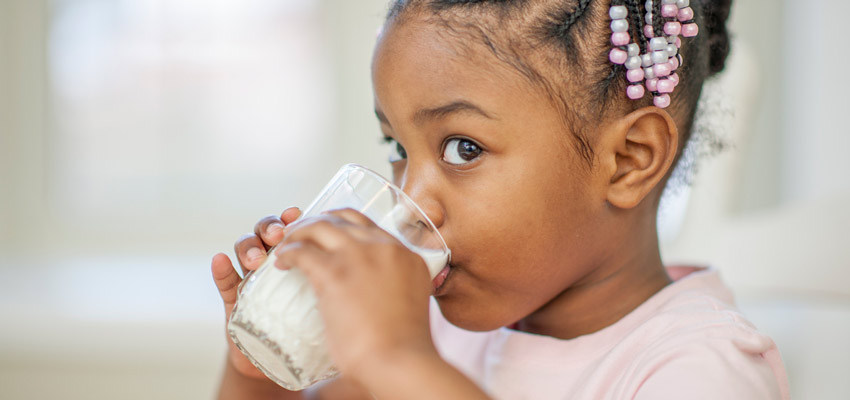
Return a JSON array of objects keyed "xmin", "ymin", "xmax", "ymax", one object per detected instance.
[
  {"xmin": 280, "ymin": 215, "xmax": 363, "ymax": 253},
  {"xmin": 280, "ymin": 207, "xmax": 302, "ymax": 225},
  {"xmin": 253, "ymin": 215, "xmax": 287, "ymax": 249},
  {"xmin": 235, "ymin": 233, "xmax": 268, "ymax": 273},
  {"xmin": 325, "ymin": 208, "xmax": 377, "ymax": 227},
  {"xmin": 236, "ymin": 208, "xmax": 304, "ymax": 272},
  {"xmin": 212, "ymin": 253, "xmax": 272, "ymax": 380},
  {"xmin": 211, "ymin": 253, "xmax": 241, "ymax": 314}
]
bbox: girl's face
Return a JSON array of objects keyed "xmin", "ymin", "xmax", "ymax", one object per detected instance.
[{"xmin": 372, "ymin": 19, "xmax": 613, "ymax": 331}]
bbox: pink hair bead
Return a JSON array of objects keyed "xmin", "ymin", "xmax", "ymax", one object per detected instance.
[
  {"xmin": 669, "ymin": 72, "xmax": 680, "ymax": 86},
  {"xmin": 627, "ymin": 68, "xmax": 645, "ymax": 83},
  {"xmin": 653, "ymin": 62, "xmax": 672, "ymax": 77},
  {"xmin": 606, "ymin": 2, "xmax": 698, "ymax": 107},
  {"xmin": 661, "ymin": 4, "xmax": 678, "ymax": 18},
  {"xmin": 627, "ymin": 84, "xmax": 645, "ymax": 100},
  {"xmin": 645, "ymin": 78, "xmax": 659, "ymax": 92},
  {"xmin": 682, "ymin": 23, "xmax": 699, "ymax": 37},
  {"xmin": 611, "ymin": 32, "xmax": 631, "ymax": 46},
  {"xmin": 678, "ymin": 7, "xmax": 694, "ymax": 22},
  {"xmin": 664, "ymin": 21, "xmax": 682, "ymax": 36},
  {"xmin": 609, "ymin": 48, "xmax": 629, "ymax": 64},
  {"xmin": 657, "ymin": 78, "xmax": 675, "ymax": 93},
  {"xmin": 670, "ymin": 56, "xmax": 680, "ymax": 70}
]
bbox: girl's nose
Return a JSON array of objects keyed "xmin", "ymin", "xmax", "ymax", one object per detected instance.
[{"xmin": 399, "ymin": 172, "xmax": 445, "ymax": 230}]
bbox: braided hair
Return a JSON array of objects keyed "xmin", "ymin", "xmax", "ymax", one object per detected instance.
[{"xmin": 385, "ymin": 0, "xmax": 733, "ymax": 166}]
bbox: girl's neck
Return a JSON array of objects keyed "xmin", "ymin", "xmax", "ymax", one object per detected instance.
[{"xmin": 515, "ymin": 232, "xmax": 671, "ymax": 340}]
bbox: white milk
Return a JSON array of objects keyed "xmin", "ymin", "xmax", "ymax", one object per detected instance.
[
  {"xmin": 229, "ymin": 252, "xmax": 335, "ymax": 390},
  {"xmin": 399, "ymin": 239, "xmax": 451, "ymax": 279},
  {"xmin": 378, "ymin": 205, "xmax": 451, "ymax": 279},
  {"xmin": 228, "ymin": 237, "xmax": 449, "ymax": 390}
]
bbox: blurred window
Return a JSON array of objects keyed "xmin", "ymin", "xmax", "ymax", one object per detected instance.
[{"xmin": 48, "ymin": 0, "xmax": 333, "ymax": 230}]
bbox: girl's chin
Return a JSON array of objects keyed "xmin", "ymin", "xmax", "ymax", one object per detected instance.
[{"xmin": 434, "ymin": 296, "xmax": 511, "ymax": 332}]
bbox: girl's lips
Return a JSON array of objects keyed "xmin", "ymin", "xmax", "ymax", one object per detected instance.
[{"xmin": 431, "ymin": 264, "xmax": 452, "ymax": 294}]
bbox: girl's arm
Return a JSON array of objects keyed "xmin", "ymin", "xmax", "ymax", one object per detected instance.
[
  {"xmin": 217, "ymin": 360, "xmax": 302, "ymax": 400},
  {"xmin": 359, "ymin": 349, "xmax": 491, "ymax": 400},
  {"xmin": 218, "ymin": 362, "xmax": 375, "ymax": 400}
]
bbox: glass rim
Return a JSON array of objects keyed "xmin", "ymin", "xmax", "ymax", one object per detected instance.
[{"xmin": 303, "ymin": 163, "xmax": 451, "ymax": 260}]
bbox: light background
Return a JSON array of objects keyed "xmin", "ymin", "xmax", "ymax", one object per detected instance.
[{"xmin": 1, "ymin": 0, "xmax": 848, "ymax": 399}]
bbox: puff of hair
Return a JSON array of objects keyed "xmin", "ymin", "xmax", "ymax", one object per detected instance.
[{"xmin": 702, "ymin": 0, "xmax": 733, "ymax": 76}]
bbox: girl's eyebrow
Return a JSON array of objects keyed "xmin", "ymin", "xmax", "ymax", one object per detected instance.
[
  {"xmin": 412, "ymin": 101, "xmax": 494, "ymax": 125},
  {"xmin": 373, "ymin": 101, "xmax": 495, "ymax": 127}
]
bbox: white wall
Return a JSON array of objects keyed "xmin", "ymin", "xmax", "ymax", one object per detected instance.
[
  {"xmin": 320, "ymin": 0, "xmax": 394, "ymax": 174},
  {"xmin": 725, "ymin": 0, "xmax": 784, "ymax": 212},
  {"xmin": 0, "ymin": 0, "xmax": 49, "ymax": 252},
  {"xmin": 781, "ymin": 0, "xmax": 850, "ymax": 204}
]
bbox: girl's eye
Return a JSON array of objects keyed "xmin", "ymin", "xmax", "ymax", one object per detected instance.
[
  {"xmin": 442, "ymin": 138, "xmax": 482, "ymax": 165},
  {"xmin": 384, "ymin": 137, "xmax": 407, "ymax": 163}
]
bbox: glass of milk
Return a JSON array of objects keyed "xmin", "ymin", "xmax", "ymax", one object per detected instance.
[{"xmin": 227, "ymin": 164, "xmax": 451, "ymax": 391}]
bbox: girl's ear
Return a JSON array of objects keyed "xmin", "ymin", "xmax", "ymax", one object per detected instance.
[{"xmin": 599, "ymin": 107, "xmax": 679, "ymax": 209}]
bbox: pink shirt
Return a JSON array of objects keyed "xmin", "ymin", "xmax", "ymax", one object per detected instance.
[{"xmin": 430, "ymin": 266, "xmax": 790, "ymax": 399}]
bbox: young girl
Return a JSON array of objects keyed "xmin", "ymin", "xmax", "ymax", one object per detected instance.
[{"xmin": 211, "ymin": 0, "xmax": 789, "ymax": 398}]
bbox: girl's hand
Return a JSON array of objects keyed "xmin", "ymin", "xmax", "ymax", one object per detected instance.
[
  {"xmin": 211, "ymin": 207, "xmax": 303, "ymax": 379},
  {"xmin": 273, "ymin": 208, "xmax": 438, "ymax": 384}
]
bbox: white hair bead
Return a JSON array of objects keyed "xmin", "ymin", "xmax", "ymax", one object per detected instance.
[
  {"xmin": 625, "ymin": 56, "xmax": 643, "ymax": 70},
  {"xmin": 649, "ymin": 37, "xmax": 668, "ymax": 51},
  {"xmin": 608, "ymin": 0, "xmax": 697, "ymax": 104},
  {"xmin": 611, "ymin": 19, "xmax": 629, "ymax": 33},
  {"xmin": 609, "ymin": 5, "xmax": 628, "ymax": 20},
  {"xmin": 666, "ymin": 44, "xmax": 678, "ymax": 57},
  {"xmin": 651, "ymin": 49, "xmax": 669, "ymax": 64}
]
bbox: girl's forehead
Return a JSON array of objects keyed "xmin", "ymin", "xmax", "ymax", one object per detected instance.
[
  {"xmin": 371, "ymin": 19, "xmax": 541, "ymax": 120},
  {"xmin": 373, "ymin": 20, "xmax": 492, "ymax": 82}
]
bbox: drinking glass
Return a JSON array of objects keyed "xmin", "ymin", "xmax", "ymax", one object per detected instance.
[{"xmin": 227, "ymin": 164, "xmax": 451, "ymax": 390}]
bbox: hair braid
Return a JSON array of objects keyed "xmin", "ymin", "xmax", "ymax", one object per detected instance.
[
  {"xmin": 602, "ymin": 0, "xmax": 624, "ymax": 95},
  {"xmin": 625, "ymin": 0, "xmax": 647, "ymax": 54},
  {"xmin": 551, "ymin": 0, "xmax": 594, "ymax": 40},
  {"xmin": 651, "ymin": 0, "xmax": 663, "ymax": 38}
]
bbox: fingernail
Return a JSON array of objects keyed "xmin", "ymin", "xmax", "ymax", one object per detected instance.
[
  {"xmin": 267, "ymin": 223, "xmax": 284, "ymax": 236},
  {"xmin": 247, "ymin": 247, "xmax": 265, "ymax": 262},
  {"xmin": 276, "ymin": 260, "xmax": 291, "ymax": 270}
]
